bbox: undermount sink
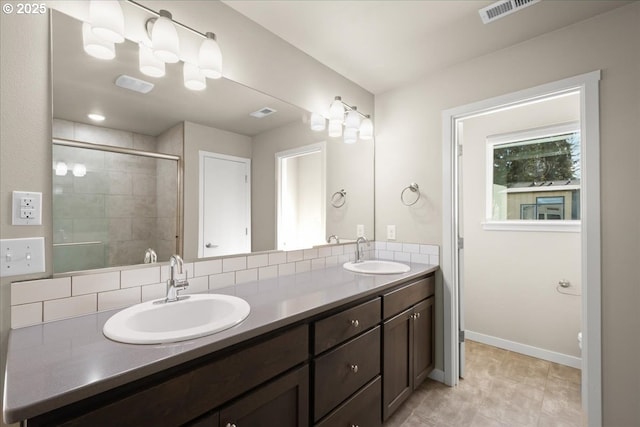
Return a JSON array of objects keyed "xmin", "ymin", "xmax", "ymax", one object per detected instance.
[
  {"xmin": 343, "ymin": 260, "xmax": 411, "ymax": 275},
  {"xmin": 103, "ymin": 294, "xmax": 250, "ymax": 344}
]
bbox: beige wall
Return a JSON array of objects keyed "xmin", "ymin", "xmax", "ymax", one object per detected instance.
[
  {"xmin": 462, "ymin": 95, "xmax": 581, "ymax": 358},
  {"xmin": 183, "ymin": 121, "xmax": 252, "ymax": 260},
  {"xmin": 375, "ymin": 3, "xmax": 640, "ymax": 425}
]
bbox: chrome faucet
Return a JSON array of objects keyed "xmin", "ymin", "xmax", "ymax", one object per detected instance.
[
  {"xmin": 165, "ymin": 254, "xmax": 189, "ymax": 302},
  {"xmin": 144, "ymin": 248, "xmax": 157, "ymax": 264},
  {"xmin": 327, "ymin": 234, "xmax": 339, "ymax": 244},
  {"xmin": 355, "ymin": 236, "xmax": 369, "ymax": 263}
]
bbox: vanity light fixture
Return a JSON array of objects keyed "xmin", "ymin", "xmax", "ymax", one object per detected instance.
[
  {"xmin": 312, "ymin": 96, "xmax": 374, "ymax": 143},
  {"xmin": 183, "ymin": 62, "xmax": 207, "ymax": 91},
  {"xmin": 89, "ymin": 0, "xmax": 125, "ymax": 43},
  {"xmin": 82, "ymin": 22, "xmax": 116, "ymax": 60},
  {"xmin": 72, "ymin": 164, "xmax": 87, "ymax": 177},
  {"xmin": 148, "ymin": 10, "xmax": 180, "ymax": 63},
  {"xmin": 87, "ymin": 113, "xmax": 105, "ymax": 122},
  {"xmin": 199, "ymin": 32, "xmax": 223, "ymax": 79},
  {"xmin": 55, "ymin": 162, "xmax": 68, "ymax": 176},
  {"xmin": 139, "ymin": 43, "xmax": 166, "ymax": 78}
]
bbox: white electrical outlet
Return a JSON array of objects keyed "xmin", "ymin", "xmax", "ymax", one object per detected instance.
[
  {"xmin": 356, "ymin": 224, "xmax": 365, "ymax": 238},
  {"xmin": 1, "ymin": 237, "xmax": 45, "ymax": 277},
  {"xmin": 12, "ymin": 191, "xmax": 42, "ymax": 225},
  {"xmin": 387, "ymin": 225, "xmax": 396, "ymax": 240}
]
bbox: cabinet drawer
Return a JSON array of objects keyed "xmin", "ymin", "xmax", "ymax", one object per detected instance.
[
  {"xmin": 313, "ymin": 326, "xmax": 381, "ymax": 421},
  {"xmin": 314, "ymin": 297, "xmax": 381, "ymax": 355},
  {"xmin": 315, "ymin": 376, "xmax": 381, "ymax": 427},
  {"xmin": 383, "ymin": 275, "xmax": 434, "ymax": 319}
]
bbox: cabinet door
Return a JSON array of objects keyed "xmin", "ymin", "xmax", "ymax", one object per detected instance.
[
  {"xmin": 413, "ymin": 297, "xmax": 434, "ymax": 388},
  {"xmin": 220, "ymin": 365, "xmax": 309, "ymax": 427},
  {"xmin": 382, "ymin": 307, "xmax": 414, "ymax": 421}
]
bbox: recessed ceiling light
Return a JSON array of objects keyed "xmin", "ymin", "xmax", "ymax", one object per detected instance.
[{"xmin": 88, "ymin": 113, "xmax": 105, "ymax": 122}]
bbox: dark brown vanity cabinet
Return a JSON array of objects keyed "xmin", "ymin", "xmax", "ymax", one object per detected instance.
[{"xmin": 382, "ymin": 277, "xmax": 435, "ymax": 421}]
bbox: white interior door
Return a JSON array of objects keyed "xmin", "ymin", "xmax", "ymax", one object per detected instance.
[{"xmin": 199, "ymin": 151, "xmax": 251, "ymax": 258}]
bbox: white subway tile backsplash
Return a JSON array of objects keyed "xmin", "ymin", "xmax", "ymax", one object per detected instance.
[
  {"xmin": 295, "ymin": 260, "xmax": 311, "ymax": 273},
  {"xmin": 98, "ymin": 287, "xmax": 141, "ymax": 311},
  {"xmin": 402, "ymin": 243, "xmax": 420, "ymax": 254},
  {"xmin": 311, "ymin": 258, "xmax": 325, "ymax": 270},
  {"xmin": 386, "ymin": 242, "xmax": 403, "ymax": 252},
  {"xmin": 268, "ymin": 252, "xmax": 287, "ymax": 265},
  {"xmin": 184, "ymin": 276, "xmax": 209, "ymax": 294},
  {"xmin": 303, "ymin": 248, "xmax": 318, "ymax": 260},
  {"xmin": 394, "ymin": 252, "xmax": 411, "ymax": 262},
  {"xmin": 331, "ymin": 245, "xmax": 344, "ymax": 256},
  {"xmin": 338, "ymin": 254, "xmax": 351, "ymax": 264},
  {"xmin": 411, "ymin": 253, "xmax": 430, "ymax": 264},
  {"xmin": 258, "ymin": 265, "xmax": 278, "ymax": 281},
  {"xmin": 194, "ymin": 259, "xmax": 222, "ymax": 276},
  {"xmin": 287, "ymin": 250, "xmax": 304, "ymax": 263},
  {"xmin": 141, "ymin": 283, "xmax": 165, "ymax": 302},
  {"xmin": 429, "ymin": 255, "xmax": 440, "ymax": 265},
  {"xmin": 222, "ymin": 256, "xmax": 247, "ymax": 272},
  {"xmin": 375, "ymin": 241, "xmax": 386, "ymax": 251},
  {"xmin": 247, "ymin": 254, "xmax": 269, "ymax": 269},
  {"xmin": 44, "ymin": 294, "xmax": 96, "ymax": 322},
  {"xmin": 72, "ymin": 272, "xmax": 120, "ymax": 296},
  {"xmin": 278, "ymin": 262, "xmax": 296, "ymax": 276},
  {"xmin": 121, "ymin": 266, "xmax": 160, "ymax": 288},
  {"xmin": 420, "ymin": 244, "xmax": 439, "ymax": 256},
  {"xmin": 209, "ymin": 272, "xmax": 235, "ymax": 289},
  {"xmin": 11, "ymin": 303, "xmax": 42, "ymax": 328},
  {"xmin": 317, "ymin": 246, "xmax": 333, "ymax": 257},
  {"xmin": 236, "ymin": 269, "xmax": 258, "ymax": 284},
  {"xmin": 11, "ymin": 277, "xmax": 71, "ymax": 305},
  {"xmin": 377, "ymin": 250, "xmax": 394, "ymax": 260}
]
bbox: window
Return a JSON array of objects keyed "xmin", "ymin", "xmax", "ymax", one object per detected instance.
[{"xmin": 487, "ymin": 122, "xmax": 580, "ymax": 224}]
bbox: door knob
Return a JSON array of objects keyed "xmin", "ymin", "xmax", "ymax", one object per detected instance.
[{"xmin": 205, "ymin": 243, "xmax": 218, "ymax": 248}]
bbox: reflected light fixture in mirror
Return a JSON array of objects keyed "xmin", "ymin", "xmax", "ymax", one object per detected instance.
[
  {"xmin": 313, "ymin": 96, "xmax": 374, "ymax": 143},
  {"xmin": 89, "ymin": 0, "xmax": 125, "ymax": 43},
  {"xmin": 199, "ymin": 32, "xmax": 223, "ymax": 79},
  {"xmin": 149, "ymin": 9, "xmax": 180, "ymax": 63},
  {"xmin": 359, "ymin": 115, "xmax": 374, "ymax": 140},
  {"xmin": 310, "ymin": 112, "xmax": 326, "ymax": 131},
  {"xmin": 184, "ymin": 62, "xmax": 207, "ymax": 91},
  {"xmin": 139, "ymin": 43, "xmax": 166, "ymax": 77},
  {"xmin": 82, "ymin": 22, "xmax": 116, "ymax": 60}
]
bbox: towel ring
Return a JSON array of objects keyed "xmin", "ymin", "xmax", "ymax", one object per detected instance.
[
  {"xmin": 331, "ymin": 189, "xmax": 347, "ymax": 208},
  {"xmin": 401, "ymin": 183, "xmax": 420, "ymax": 206}
]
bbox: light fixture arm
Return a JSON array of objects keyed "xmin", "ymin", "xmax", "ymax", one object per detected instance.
[
  {"xmin": 334, "ymin": 96, "xmax": 371, "ymax": 120},
  {"xmin": 128, "ymin": 0, "xmax": 215, "ymax": 41}
]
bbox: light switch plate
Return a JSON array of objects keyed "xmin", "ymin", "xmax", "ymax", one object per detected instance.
[
  {"xmin": 356, "ymin": 224, "xmax": 365, "ymax": 238},
  {"xmin": 12, "ymin": 191, "xmax": 42, "ymax": 225},
  {"xmin": 1, "ymin": 237, "xmax": 45, "ymax": 277},
  {"xmin": 387, "ymin": 225, "xmax": 396, "ymax": 240}
]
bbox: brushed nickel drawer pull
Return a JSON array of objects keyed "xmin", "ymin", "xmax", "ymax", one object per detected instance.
[
  {"xmin": 350, "ymin": 364, "xmax": 359, "ymax": 373},
  {"xmin": 351, "ymin": 319, "xmax": 360, "ymax": 327}
]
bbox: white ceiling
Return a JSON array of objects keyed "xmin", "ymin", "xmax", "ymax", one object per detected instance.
[{"xmin": 222, "ymin": 0, "xmax": 631, "ymax": 94}]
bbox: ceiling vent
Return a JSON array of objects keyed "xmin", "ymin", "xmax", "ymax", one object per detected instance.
[
  {"xmin": 249, "ymin": 107, "xmax": 277, "ymax": 119},
  {"xmin": 114, "ymin": 74, "xmax": 154, "ymax": 94},
  {"xmin": 479, "ymin": 0, "xmax": 541, "ymax": 24}
]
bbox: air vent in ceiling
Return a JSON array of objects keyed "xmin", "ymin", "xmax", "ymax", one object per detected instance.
[
  {"xmin": 114, "ymin": 75, "xmax": 154, "ymax": 94},
  {"xmin": 479, "ymin": 0, "xmax": 541, "ymax": 24},
  {"xmin": 249, "ymin": 107, "xmax": 277, "ymax": 118}
]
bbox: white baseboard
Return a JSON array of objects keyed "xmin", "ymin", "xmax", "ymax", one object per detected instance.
[
  {"xmin": 465, "ymin": 330, "xmax": 582, "ymax": 369},
  {"xmin": 428, "ymin": 368, "xmax": 445, "ymax": 383}
]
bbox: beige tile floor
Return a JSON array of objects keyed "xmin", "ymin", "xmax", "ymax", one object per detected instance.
[{"xmin": 384, "ymin": 340, "xmax": 583, "ymax": 427}]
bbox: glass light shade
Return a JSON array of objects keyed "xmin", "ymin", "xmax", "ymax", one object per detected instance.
[
  {"xmin": 183, "ymin": 62, "xmax": 206, "ymax": 91},
  {"xmin": 151, "ymin": 12, "xmax": 180, "ymax": 63},
  {"xmin": 310, "ymin": 113, "xmax": 326, "ymax": 132},
  {"xmin": 55, "ymin": 162, "xmax": 68, "ymax": 176},
  {"xmin": 89, "ymin": 0, "xmax": 125, "ymax": 43},
  {"xmin": 199, "ymin": 33, "xmax": 222, "ymax": 79},
  {"xmin": 82, "ymin": 22, "xmax": 116, "ymax": 60},
  {"xmin": 344, "ymin": 109, "xmax": 361, "ymax": 130},
  {"xmin": 72, "ymin": 164, "xmax": 87, "ymax": 177},
  {"xmin": 139, "ymin": 43, "xmax": 165, "ymax": 77},
  {"xmin": 343, "ymin": 127, "xmax": 358, "ymax": 144},
  {"xmin": 359, "ymin": 117, "xmax": 374, "ymax": 140},
  {"xmin": 328, "ymin": 119, "xmax": 343, "ymax": 138},
  {"xmin": 329, "ymin": 96, "xmax": 345, "ymax": 122}
]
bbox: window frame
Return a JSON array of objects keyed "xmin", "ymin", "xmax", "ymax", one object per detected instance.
[{"xmin": 484, "ymin": 121, "xmax": 581, "ymax": 232}]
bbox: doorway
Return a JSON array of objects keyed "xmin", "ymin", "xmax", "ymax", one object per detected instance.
[
  {"xmin": 198, "ymin": 151, "xmax": 251, "ymax": 258},
  {"xmin": 442, "ymin": 71, "xmax": 601, "ymax": 425}
]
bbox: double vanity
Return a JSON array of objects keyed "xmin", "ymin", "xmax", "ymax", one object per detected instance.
[{"xmin": 4, "ymin": 261, "xmax": 437, "ymax": 426}]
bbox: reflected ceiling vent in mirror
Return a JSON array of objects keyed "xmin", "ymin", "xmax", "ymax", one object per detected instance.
[
  {"xmin": 250, "ymin": 107, "xmax": 277, "ymax": 119},
  {"xmin": 115, "ymin": 74, "xmax": 154, "ymax": 94}
]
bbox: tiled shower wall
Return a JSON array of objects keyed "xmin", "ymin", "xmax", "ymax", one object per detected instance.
[
  {"xmin": 10, "ymin": 241, "xmax": 439, "ymax": 329},
  {"xmin": 52, "ymin": 119, "xmax": 179, "ymax": 271}
]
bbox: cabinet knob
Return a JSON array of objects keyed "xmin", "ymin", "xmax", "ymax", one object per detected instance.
[
  {"xmin": 351, "ymin": 319, "xmax": 359, "ymax": 327},
  {"xmin": 226, "ymin": 423, "xmax": 237, "ymax": 427},
  {"xmin": 350, "ymin": 364, "xmax": 359, "ymax": 373},
  {"xmin": 416, "ymin": 312, "xmax": 421, "ymax": 318},
  {"xmin": 351, "ymin": 425, "xmax": 360, "ymax": 427}
]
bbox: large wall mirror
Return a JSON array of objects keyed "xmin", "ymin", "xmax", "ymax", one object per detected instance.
[{"xmin": 50, "ymin": 5, "xmax": 374, "ymax": 274}]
